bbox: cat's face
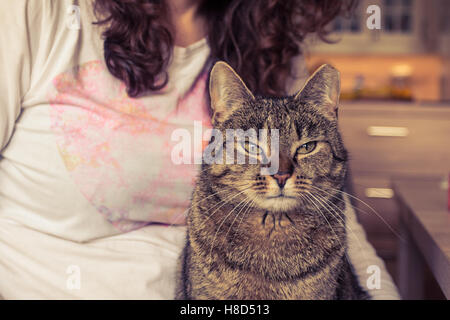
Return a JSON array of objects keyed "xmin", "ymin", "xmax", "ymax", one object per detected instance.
[{"xmin": 207, "ymin": 62, "xmax": 347, "ymax": 213}]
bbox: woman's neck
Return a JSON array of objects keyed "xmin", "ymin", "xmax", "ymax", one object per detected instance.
[{"xmin": 167, "ymin": 0, "xmax": 206, "ymax": 48}]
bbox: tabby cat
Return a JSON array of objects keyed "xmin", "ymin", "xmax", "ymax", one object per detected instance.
[{"xmin": 176, "ymin": 61, "xmax": 369, "ymax": 300}]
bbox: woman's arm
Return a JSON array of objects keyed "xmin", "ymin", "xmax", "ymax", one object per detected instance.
[
  {"xmin": 344, "ymin": 195, "xmax": 401, "ymax": 299},
  {"xmin": 0, "ymin": 0, "xmax": 35, "ymax": 152}
]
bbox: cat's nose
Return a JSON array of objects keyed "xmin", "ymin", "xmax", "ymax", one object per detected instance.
[{"xmin": 272, "ymin": 172, "xmax": 292, "ymax": 188}]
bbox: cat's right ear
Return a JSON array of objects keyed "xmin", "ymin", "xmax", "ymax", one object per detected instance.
[{"xmin": 209, "ymin": 61, "xmax": 254, "ymax": 125}]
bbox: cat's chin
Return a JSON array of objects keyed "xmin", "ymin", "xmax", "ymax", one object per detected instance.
[{"xmin": 258, "ymin": 195, "xmax": 299, "ymax": 212}]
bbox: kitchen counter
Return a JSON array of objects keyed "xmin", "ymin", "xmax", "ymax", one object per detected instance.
[{"xmin": 392, "ymin": 177, "xmax": 450, "ymax": 299}]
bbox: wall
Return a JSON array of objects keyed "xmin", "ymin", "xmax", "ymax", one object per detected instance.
[{"xmin": 306, "ymin": 54, "xmax": 444, "ymax": 102}]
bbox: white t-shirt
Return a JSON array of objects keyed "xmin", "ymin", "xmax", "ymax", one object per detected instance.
[{"xmin": 0, "ymin": 0, "xmax": 400, "ymax": 299}]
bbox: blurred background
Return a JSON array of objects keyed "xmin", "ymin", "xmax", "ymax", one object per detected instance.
[{"xmin": 305, "ymin": 0, "xmax": 450, "ymax": 299}]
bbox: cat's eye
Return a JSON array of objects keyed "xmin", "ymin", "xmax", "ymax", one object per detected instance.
[
  {"xmin": 242, "ymin": 141, "xmax": 262, "ymax": 155},
  {"xmin": 297, "ymin": 141, "xmax": 317, "ymax": 155}
]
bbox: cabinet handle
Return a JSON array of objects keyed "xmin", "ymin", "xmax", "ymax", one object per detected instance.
[
  {"xmin": 364, "ymin": 188, "xmax": 394, "ymax": 199},
  {"xmin": 367, "ymin": 126, "xmax": 409, "ymax": 137}
]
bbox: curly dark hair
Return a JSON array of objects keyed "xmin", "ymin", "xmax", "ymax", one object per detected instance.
[{"xmin": 93, "ymin": 0, "xmax": 355, "ymax": 97}]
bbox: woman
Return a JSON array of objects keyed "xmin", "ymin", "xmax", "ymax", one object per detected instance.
[{"xmin": 0, "ymin": 0, "xmax": 399, "ymax": 299}]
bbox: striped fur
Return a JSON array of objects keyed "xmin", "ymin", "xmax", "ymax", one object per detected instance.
[{"xmin": 175, "ymin": 62, "xmax": 369, "ymax": 300}]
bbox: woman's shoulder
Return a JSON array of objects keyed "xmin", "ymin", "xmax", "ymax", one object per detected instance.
[{"xmin": 0, "ymin": 0, "xmax": 78, "ymax": 29}]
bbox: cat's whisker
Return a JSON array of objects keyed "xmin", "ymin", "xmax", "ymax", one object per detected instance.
[
  {"xmin": 309, "ymin": 191, "xmax": 369, "ymax": 263},
  {"xmin": 176, "ymin": 183, "xmax": 251, "ymax": 226},
  {"xmin": 306, "ymin": 192, "xmax": 355, "ymax": 268},
  {"xmin": 208, "ymin": 196, "xmax": 251, "ymax": 260},
  {"xmin": 308, "ymin": 184, "xmax": 404, "ymax": 242},
  {"xmin": 223, "ymin": 197, "xmax": 254, "ymax": 246},
  {"xmin": 304, "ymin": 191, "xmax": 357, "ymax": 269},
  {"xmin": 303, "ymin": 192, "xmax": 343, "ymax": 248},
  {"xmin": 307, "ymin": 184, "xmax": 379, "ymax": 220},
  {"xmin": 168, "ymin": 189, "xmax": 233, "ymax": 226},
  {"xmin": 197, "ymin": 186, "xmax": 253, "ymax": 229},
  {"xmin": 229, "ymin": 197, "xmax": 256, "ymax": 247},
  {"xmin": 168, "ymin": 186, "xmax": 248, "ymax": 227},
  {"xmin": 307, "ymin": 184, "xmax": 367, "ymax": 214}
]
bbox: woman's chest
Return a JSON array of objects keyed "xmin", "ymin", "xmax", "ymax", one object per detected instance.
[{"xmin": 46, "ymin": 60, "xmax": 213, "ymax": 229}]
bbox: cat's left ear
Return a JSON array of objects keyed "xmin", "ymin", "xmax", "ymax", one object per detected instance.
[
  {"xmin": 209, "ymin": 61, "xmax": 255, "ymax": 125},
  {"xmin": 294, "ymin": 64, "xmax": 340, "ymax": 118}
]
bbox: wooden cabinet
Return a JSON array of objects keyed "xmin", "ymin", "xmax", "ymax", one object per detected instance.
[{"xmin": 338, "ymin": 102, "xmax": 450, "ymax": 283}]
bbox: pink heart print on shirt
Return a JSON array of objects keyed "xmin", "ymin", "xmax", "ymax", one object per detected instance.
[{"xmin": 47, "ymin": 60, "xmax": 212, "ymax": 232}]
